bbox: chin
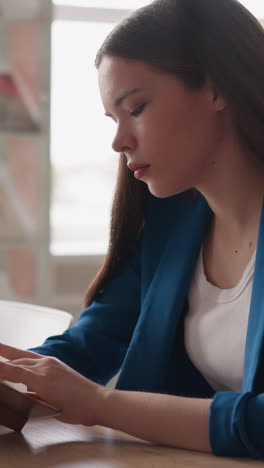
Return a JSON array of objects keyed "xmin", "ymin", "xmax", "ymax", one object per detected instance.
[{"xmin": 147, "ymin": 183, "xmax": 188, "ymax": 199}]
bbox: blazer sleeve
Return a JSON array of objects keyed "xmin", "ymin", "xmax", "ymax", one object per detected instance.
[
  {"xmin": 29, "ymin": 236, "xmax": 143, "ymax": 385},
  {"xmin": 210, "ymin": 391, "xmax": 264, "ymax": 459}
]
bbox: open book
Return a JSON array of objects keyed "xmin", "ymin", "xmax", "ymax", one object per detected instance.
[{"xmin": 0, "ymin": 379, "xmax": 60, "ymax": 432}]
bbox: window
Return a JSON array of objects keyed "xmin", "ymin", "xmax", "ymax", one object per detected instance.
[
  {"xmin": 239, "ymin": 0, "xmax": 264, "ymax": 18},
  {"xmin": 51, "ymin": 20, "xmax": 115, "ymax": 255},
  {"xmin": 51, "ymin": 2, "xmax": 152, "ymax": 256}
]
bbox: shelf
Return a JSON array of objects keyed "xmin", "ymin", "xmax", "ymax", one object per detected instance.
[
  {"xmin": 0, "ymin": 163, "xmax": 36, "ymax": 240},
  {"xmin": 0, "ymin": 0, "xmax": 52, "ymax": 305},
  {"xmin": 0, "ymin": 0, "xmax": 50, "ymax": 22},
  {"xmin": 0, "ymin": 73, "xmax": 41, "ymax": 132},
  {"xmin": 0, "ymin": 130, "xmax": 41, "ymax": 137}
]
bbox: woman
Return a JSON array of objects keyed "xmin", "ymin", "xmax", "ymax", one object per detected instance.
[{"xmin": 0, "ymin": 0, "xmax": 264, "ymax": 459}]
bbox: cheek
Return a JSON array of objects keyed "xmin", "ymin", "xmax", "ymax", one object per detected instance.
[
  {"xmin": 140, "ymin": 100, "xmax": 224, "ymax": 167},
  {"xmin": 146, "ymin": 102, "xmax": 199, "ymax": 148},
  {"xmin": 166, "ymin": 105, "xmax": 224, "ymax": 158}
]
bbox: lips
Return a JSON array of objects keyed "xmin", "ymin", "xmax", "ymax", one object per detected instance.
[{"xmin": 128, "ymin": 163, "xmax": 150, "ymax": 172}]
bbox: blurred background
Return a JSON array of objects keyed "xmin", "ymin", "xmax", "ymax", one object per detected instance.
[{"xmin": 0, "ymin": 0, "xmax": 262, "ymax": 319}]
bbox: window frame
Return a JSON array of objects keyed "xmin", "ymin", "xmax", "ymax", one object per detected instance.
[{"xmin": 54, "ymin": 5, "xmax": 132, "ymax": 22}]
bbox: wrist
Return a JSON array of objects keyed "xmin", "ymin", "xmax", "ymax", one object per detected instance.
[{"xmin": 94, "ymin": 384, "xmax": 117, "ymax": 427}]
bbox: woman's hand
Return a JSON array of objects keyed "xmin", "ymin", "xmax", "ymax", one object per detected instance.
[{"xmin": 0, "ymin": 343, "xmax": 108, "ymax": 426}]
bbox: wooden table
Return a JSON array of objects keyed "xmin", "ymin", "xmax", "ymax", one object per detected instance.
[{"xmin": 0, "ymin": 417, "xmax": 263, "ymax": 467}]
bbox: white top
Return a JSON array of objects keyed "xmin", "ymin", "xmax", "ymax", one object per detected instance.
[{"xmin": 184, "ymin": 244, "xmax": 256, "ymax": 392}]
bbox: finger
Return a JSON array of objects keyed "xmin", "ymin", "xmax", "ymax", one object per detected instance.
[
  {"xmin": 7, "ymin": 358, "xmax": 42, "ymax": 367},
  {"xmin": 0, "ymin": 361, "xmax": 33, "ymax": 386},
  {"xmin": 0, "ymin": 343, "xmax": 41, "ymax": 360}
]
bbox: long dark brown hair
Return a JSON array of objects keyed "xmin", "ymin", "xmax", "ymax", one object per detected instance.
[{"xmin": 84, "ymin": 0, "xmax": 264, "ymax": 307}]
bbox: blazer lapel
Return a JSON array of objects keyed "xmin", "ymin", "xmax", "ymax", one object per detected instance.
[
  {"xmin": 118, "ymin": 194, "xmax": 213, "ymax": 390},
  {"xmin": 243, "ymin": 198, "xmax": 264, "ymax": 392}
]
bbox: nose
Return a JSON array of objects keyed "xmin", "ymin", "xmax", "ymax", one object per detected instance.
[{"xmin": 112, "ymin": 126, "xmax": 136, "ymax": 153}]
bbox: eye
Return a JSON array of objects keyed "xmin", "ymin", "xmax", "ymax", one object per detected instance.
[{"xmin": 129, "ymin": 103, "xmax": 146, "ymax": 117}]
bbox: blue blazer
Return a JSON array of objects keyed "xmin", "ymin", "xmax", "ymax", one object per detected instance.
[{"xmin": 31, "ymin": 190, "xmax": 264, "ymax": 459}]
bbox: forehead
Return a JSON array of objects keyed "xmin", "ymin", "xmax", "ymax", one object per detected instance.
[{"xmin": 98, "ymin": 55, "xmax": 163, "ymax": 98}]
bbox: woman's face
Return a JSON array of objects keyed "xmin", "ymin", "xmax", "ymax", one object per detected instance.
[{"xmin": 98, "ymin": 55, "xmax": 228, "ymax": 198}]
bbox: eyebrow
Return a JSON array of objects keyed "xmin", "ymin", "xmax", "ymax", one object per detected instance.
[{"xmin": 105, "ymin": 88, "xmax": 145, "ymax": 117}]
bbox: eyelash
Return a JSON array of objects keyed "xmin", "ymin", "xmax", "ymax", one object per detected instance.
[{"xmin": 129, "ymin": 103, "xmax": 146, "ymax": 117}]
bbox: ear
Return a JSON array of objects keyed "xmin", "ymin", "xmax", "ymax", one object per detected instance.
[
  {"xmin": 206, "ymin": 79, "xmax": 227, "ymax": 112},
  {"xmin": 213, "ymin": 89, "xmax": 227, "ymax": 111}
]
